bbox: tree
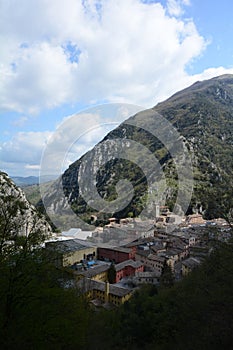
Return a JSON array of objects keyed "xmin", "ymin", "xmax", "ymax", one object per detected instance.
[
  {"xmin": 0, "ymin": 177, "xmax": 49, "ymax": 341},
  {"xmin": 201, "ymin": 175, "xmax": 233, "ymax": 231},
  {"xmin": 107, "ymin": 262, "xmax": 116, "ymax": 283},
  {"xmin": 0, "ymin": 173, "xmax": 89, "ymax": 349},
  {"xmin": 160, "ymin": 261, "xmax": 175, "ymax": 288}
]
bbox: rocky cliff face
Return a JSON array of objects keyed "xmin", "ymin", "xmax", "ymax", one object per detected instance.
[
  {"xmin": 0, "ymin": 171, "xmax": 51, "ymax": 239},
  {"xmin": 42, "ymin": 74, "xmax": 233, "ymax": 224}
]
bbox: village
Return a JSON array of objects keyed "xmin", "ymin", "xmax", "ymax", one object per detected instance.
[{"xmin": 45, "ymin": 206, "xmax": 231, "ymax": 308}]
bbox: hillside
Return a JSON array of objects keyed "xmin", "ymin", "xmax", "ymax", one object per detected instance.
[
  {"xmin": 23, "ymin": 180, "xmax": 56, "ymax": 207},
  {"xmin": 0, "ymin": 171, "xmax": 51, "ymax": 239},
  {"xmin": 41, "ymin": 75, "xmax": 233, "ymax": 225}
]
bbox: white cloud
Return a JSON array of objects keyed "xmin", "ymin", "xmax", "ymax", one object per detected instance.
[
  {"xmin": 1, "ymin": 104, "xmax": 143, "ymax": 176},
  {"xmin": 193, "ymin": 66, "xmax": 233, "ymax": 81},
  {"xmin": 171, "ymin": 66, "xmax": 233, "ymax": 97},
  {"xmin": 40, "ymin": 103, "xmax": 143, "ymax": 175},
  {"xmin": 0, "ymin": 0, "xmax": 208, "ymax": 113},
  {"xmin": 25, "ymin": 164, "xmax": 41, "ymax": 170},
  {"xmin": 166, "ymin": 0, "xmax": 190, "ymax": 17},
  {"xmin": 2, "ymin": 0, "xmax": 233, "ymax": 177},
  {"xmin": 166, "ymin": 0, "xmax": 183, "ymax": 16},
  {"xmin": 11, "ymin": 116, "xmax": 28, "ymax": 127},
  {"xmin": 0, "ymin": 131, "xmax": 52, "ymax": 168},
  {"xmin": 0, "ymin": 42, "xmax": 76, "ymax": 113}
]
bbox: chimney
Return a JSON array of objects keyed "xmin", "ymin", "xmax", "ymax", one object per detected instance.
[{"xmin": 105, "ymin": 282, "xmax": 110, "ymax": 303}]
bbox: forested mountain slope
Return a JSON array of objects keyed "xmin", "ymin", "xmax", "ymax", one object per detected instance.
[{"xmin": 42, "ymin": 75, "xmax": 233, "ymax": 224}]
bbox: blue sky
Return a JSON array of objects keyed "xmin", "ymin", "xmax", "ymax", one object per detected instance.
[{"xmin": 1, "ymin": 0, "xmax": 233, "ymax": 177}]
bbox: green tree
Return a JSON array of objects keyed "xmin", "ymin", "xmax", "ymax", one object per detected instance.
[
  {"xmin": 107, "ymin": 262, "xmax": 116, "ymax": 283},
  {"xmin": 0, "ymin": 176, "xmax": 89, "ymax": 349},
  {"xmin": 159, "ymin": 261, "xmax": 175, "ymax": 288}
]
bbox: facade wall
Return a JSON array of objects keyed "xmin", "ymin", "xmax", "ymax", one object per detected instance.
[
  {"xmin": 108, "ymin": 293, "xmax": 132, "ymax": 305},
  {"xmin": 92, "ymin": 289, "xmax": 105, "ymax": 302},
  {"xmin": 135, "ymin": 276, "xmax": 159, "ymax": 285},
  {"xmin": 179, "ymin": 249, "xmax": 189, "ymax": 260},
  {"xmin": 98, "ymin": 247, "xmax": 134, "ymax": 263},
  {"xmin": 136, "ymin": 253, "xmax": 164, "ymax": 275},
  {"xmin": 115, "ymin": 264, "xmax": 144, "ymax": 283},
  {"xmin": 78, "ymin": 270, "xmax": 108, "ymax": 282},
  {"xmin": 182, "ymin": 265, "xmax": 190, "ymax": 276},
  {"xmin": 63, "ymin": 247, "xmax": 97, "ymax": 267},
  {"xmin": 92, "ymin": 271, "xmax": 108, "ymax": 282},
  {"xmin": 88, "ymin": 289, "xmax": 132, "ymax": 306},
  {"xmin": 166, "ymin": 258, "xmax": 175, "ymax": 270},
  {"xmin": 116, "ymin": 270, "xmax": 124, "ymax": 282},
  {"xmin": 146, "ymin": 260, "xmax": 163, "ymax": 274}
]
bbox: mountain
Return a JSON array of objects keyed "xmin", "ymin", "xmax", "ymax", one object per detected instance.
[
  {"xmin": 12, "ymin": 175, "xmax": 58, "ymax": 187},
  {"xmin": 0, "ymin": 171, "xmax": 52, "ymax": 238},
  {"xmin": 41, "ymin": 75, "xmax": 233, "ymax": 226}
]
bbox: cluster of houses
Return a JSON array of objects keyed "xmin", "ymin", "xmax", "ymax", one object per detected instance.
[
  {"xmin": 45, "ymin": 239, "xmax": 138, "ymax": 306},
  {"xmin": 45, "ymin": 207, "xmax": 231, "ymax": 307}
]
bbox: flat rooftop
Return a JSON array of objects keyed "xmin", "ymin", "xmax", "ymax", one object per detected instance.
[
  {"xmin": 75, "ymin": 264, "xmax": 110, "ymax": 278},
  {"xmin": 45, "ymin": 238, "xmax": 96, "ymax": 253},
  {"xmin": 98, "ymin": 245, "xmax": 132, "ymax": 253},
  {"xmin": 115, "ymin": 259, "xmax": 143, "ymax": 272},
  {"xmin": 78, "ymin": 278, "xmax": 133, "ymax": 297}
]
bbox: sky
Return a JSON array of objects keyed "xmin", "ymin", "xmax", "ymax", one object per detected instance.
[{"xmin": 1, "ymin": 0, "xmax": 233, "ymax": 177}]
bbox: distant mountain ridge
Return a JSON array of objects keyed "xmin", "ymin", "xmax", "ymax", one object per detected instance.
[
  {"xmin": 41, "ymin": 74, "xmax": 233, "ymax": 224},
  {"xmin": 12, "ymin": 175, "xmax": 58, "ymax": 187}
]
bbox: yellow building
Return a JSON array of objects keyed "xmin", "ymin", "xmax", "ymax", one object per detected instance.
[
  {"xmin": 182, "ymin": 257, "xmax": 201, "ymax": 276},
  {"xmin": 74, "ymin": 264, "xmax": 109, "ymax": 282},
  {"xmin": 78, "ymin": 279, "xmax": 132, "ymax": 306},
  {"xmin": 45, "ymin": 239, "xmax": 97, "ymax": 267}
]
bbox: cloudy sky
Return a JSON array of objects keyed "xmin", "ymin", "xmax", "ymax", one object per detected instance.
[{"xmin": 1, "ymin": 0, "xmax": 233, "ymax": 177}]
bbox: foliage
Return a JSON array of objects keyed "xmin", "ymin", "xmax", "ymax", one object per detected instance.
[
  {"xmin": 159, "ymin": 261, "xmax": 175, "ymax": 288},
  {"xmin": 0, "ymin": 252, "xmax": 89, "ymax": 350},
  {"xmin": 87, "ymin": 244, "xmax": 233, "ymax": 350},
  {"xmin": 107, "ymin": 262, "xmax": 116, "ymax": 283},
  {"xmin": 0, "ymin": 174, "xmax": 89, "ymax": 349},
  {"xmin": 23, "ymin": 184, "xmax": 41, "ymax": 206}
]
